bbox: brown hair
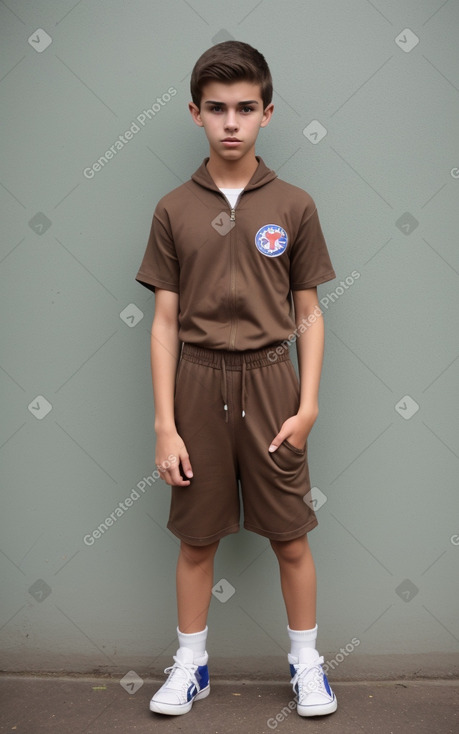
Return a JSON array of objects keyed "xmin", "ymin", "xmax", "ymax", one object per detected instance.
[{"xmin": 190, "ymin": 41, "xmax": 273, "ymax": 109}]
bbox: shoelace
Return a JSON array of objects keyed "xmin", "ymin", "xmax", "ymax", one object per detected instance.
[
  {"xmin": 163, "ymin": 656, "xmax": 198, "ymax": 694},
  {"xmin": 291, "ymin": 656, "xmax": 327, "ymax": 697}
]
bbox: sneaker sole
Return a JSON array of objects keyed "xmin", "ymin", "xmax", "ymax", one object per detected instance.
[
  {"xmin": 297, "ymin": 695, "xmax": 337, "ymax": 717},
  {"xmin": 150, "ymin": 684, "xmax": 210, "ymax": 716}
]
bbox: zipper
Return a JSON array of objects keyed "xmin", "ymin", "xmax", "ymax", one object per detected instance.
[
  {"xmin": 220, "ymin": 191, "xmax": 241, "ymax": 220},
  {"xmin": 228, "ymin": 201, "xmax": 237, "ymax": 350},
  {"xmin": 220, "ymin": 192, "xmax": 242, "ymax": 350}
]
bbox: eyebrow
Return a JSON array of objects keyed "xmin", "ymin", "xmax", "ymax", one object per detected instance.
[{"xmin": 203, "ymin": 100, "xmax": 260, "ymax": 106}]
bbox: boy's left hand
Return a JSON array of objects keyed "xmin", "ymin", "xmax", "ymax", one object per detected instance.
[{"xmin": 268, "ymin": 411, "xmax": 318, "ymax": 453}]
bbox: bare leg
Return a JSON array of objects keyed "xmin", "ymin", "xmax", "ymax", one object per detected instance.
[
  {"xmin": 270, "ymin": 535, "xmax": 316, "ymax": 630},
  {"xmin": 176, "ymin": 540, "xmax": 219, "ymax": 633}
]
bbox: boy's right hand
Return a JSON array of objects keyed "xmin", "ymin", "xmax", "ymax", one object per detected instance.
[{"xmin": 155, "ymin": 429, "xmax": 193, "ymax": 487}]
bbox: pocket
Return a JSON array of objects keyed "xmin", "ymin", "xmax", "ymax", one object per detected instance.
[{"xmin": 269, "ymin": 439, "xmax": 306, "ymax": 474}]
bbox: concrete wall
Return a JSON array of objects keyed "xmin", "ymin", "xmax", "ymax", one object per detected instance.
[{"xmin": 1, "ymin": 0, "xmax": 458, "ymax": 679}]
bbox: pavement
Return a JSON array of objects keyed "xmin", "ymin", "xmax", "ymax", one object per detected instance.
[{"xmin": 0, "ymin": 675, "xmax": 458, "ymax": 734}]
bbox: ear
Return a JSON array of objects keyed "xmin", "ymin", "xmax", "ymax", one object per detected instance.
[
  {"xmin": 260, "ymin": 103, "xmax": 274, "ymax": 128},
  {"xmin": 189, "ymin": 102, "xmax": 204, "ymax": 127}
]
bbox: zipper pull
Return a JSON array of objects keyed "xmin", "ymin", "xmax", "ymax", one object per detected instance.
[{"xmin": 230, "ymin": 208, "xmax": 236, "ymax": 221}]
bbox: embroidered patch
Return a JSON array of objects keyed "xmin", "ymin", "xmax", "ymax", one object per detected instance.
[{"xmin": 255, "ymin": 224, "xmax": 288, "ymax": 257}]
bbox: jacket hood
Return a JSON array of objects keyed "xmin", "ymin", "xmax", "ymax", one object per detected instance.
[{"xmin": 191, "ymin": 156, "xmax": 277, "ymax": 192}]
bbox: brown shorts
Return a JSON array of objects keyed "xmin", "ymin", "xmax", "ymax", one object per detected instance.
[{"xmin": 168, "ymin": 343, "xmax": 318, "ymax": 546}]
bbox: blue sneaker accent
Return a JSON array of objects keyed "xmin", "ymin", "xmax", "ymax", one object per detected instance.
[
  {"xmin": 196, "ymin": 664, "xmax": 209, "ymax": 689},
  {"xmin": 323, "ymin": 672, "xmax": 332, "ymax": 697},
  {"xmin": 186, "ymin": 682, "xmax": 197, "ymax": 702}
]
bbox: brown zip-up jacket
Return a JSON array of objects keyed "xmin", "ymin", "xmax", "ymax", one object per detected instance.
[{"xmin": 135, "ymin": 157, "xmax": 336, "ymax": 351}]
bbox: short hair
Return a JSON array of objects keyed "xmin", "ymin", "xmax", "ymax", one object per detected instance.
[{"xmin": 190, "ymin": 41, "xmax": 273, "ymax": 109}]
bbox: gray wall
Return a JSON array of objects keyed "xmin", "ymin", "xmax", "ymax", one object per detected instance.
[{"xmin": 1, "ymin": 0, "xmax": 458, "ymax": 680}]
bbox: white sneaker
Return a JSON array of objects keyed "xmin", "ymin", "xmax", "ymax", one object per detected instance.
[
  {"xmin": 289, "ymin": 647, "xmax": 337, "ymax": 717},
  {"xmin": 150, "ymin": 647, "xmax": 210, "ymax": 716}
]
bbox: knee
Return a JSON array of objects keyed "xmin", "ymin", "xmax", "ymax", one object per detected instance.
[
  {"xmin": 270, "ymin": 536, "xmax": 308, "ymax": 565},
  {"xmin": 180, "ymin": 540, "xmax": 219, "ymax": 566}
]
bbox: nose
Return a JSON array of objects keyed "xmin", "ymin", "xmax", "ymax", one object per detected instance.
[{"xmin": 224, "ymin": 109, "xmax": 239, "ymax": 132}]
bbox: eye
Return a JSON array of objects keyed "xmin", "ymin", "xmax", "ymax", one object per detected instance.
[
  {"xmin": 241, "ymin": 106, "xmax": 255, "ymax": 114},
  {"xmin": 210, "ymin": 104, "xmax": 223, "ymax": 113}
]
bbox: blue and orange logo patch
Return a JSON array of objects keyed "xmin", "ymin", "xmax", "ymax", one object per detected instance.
[{"xmin": 255, "ymin": 224, "xmax": 288, "ymax": 257}]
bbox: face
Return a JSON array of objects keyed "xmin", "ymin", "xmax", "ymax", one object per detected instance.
[{"xmin": 189, "ymin": 80, "xmax": 273, "ymax": 163}]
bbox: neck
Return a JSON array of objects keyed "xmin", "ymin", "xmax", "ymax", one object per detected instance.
[{"xmin": 206, "ymin": 153, "xmax": 258, "ymax": 189}]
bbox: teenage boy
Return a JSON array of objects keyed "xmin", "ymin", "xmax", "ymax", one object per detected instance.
[{"xmin": 135, "ymin": 41, "xmax": 337, "ymax": 718}]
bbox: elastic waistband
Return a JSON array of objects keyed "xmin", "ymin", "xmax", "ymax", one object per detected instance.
[{"xmin": 181, "ymin": 343, "xmax": 290, "ymax": 370}]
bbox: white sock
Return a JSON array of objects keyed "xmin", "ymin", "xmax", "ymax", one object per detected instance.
[
  {"xmin": 288, "ymin": 624, "xmax": 318, "ymax": 658},
  {"xmin": 177, "ymin": 626, "xmax": 208, "ymax": 663}
]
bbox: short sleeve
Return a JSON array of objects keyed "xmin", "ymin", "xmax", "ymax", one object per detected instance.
[
  {"xmin": 290, "ymin": 205, "xmax": 336, "ymax": 290},
  {"xmin": 135, "ymin": 204, "xmax": 179, "ymax": 293}
]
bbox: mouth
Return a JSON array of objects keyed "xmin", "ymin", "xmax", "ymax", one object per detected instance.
[{"xmin": 222, "ymin": 138, "xmax": 242, "ymax": 147}]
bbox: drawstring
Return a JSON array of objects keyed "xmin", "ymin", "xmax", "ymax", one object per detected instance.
[
  {"xmin": 221, "ymin": 355, "xmax": 228, "ymax": 422},
  {"xmin": 241, "ymin": 356, "xmax": 246, "ymax": 418},
  {"xmin": 181, "ymin": 343, "xmax": 290, "ymax": 424},
  {"xmin": 220, "ymin": 353, "xmax": 247, "ymax": 420}
]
